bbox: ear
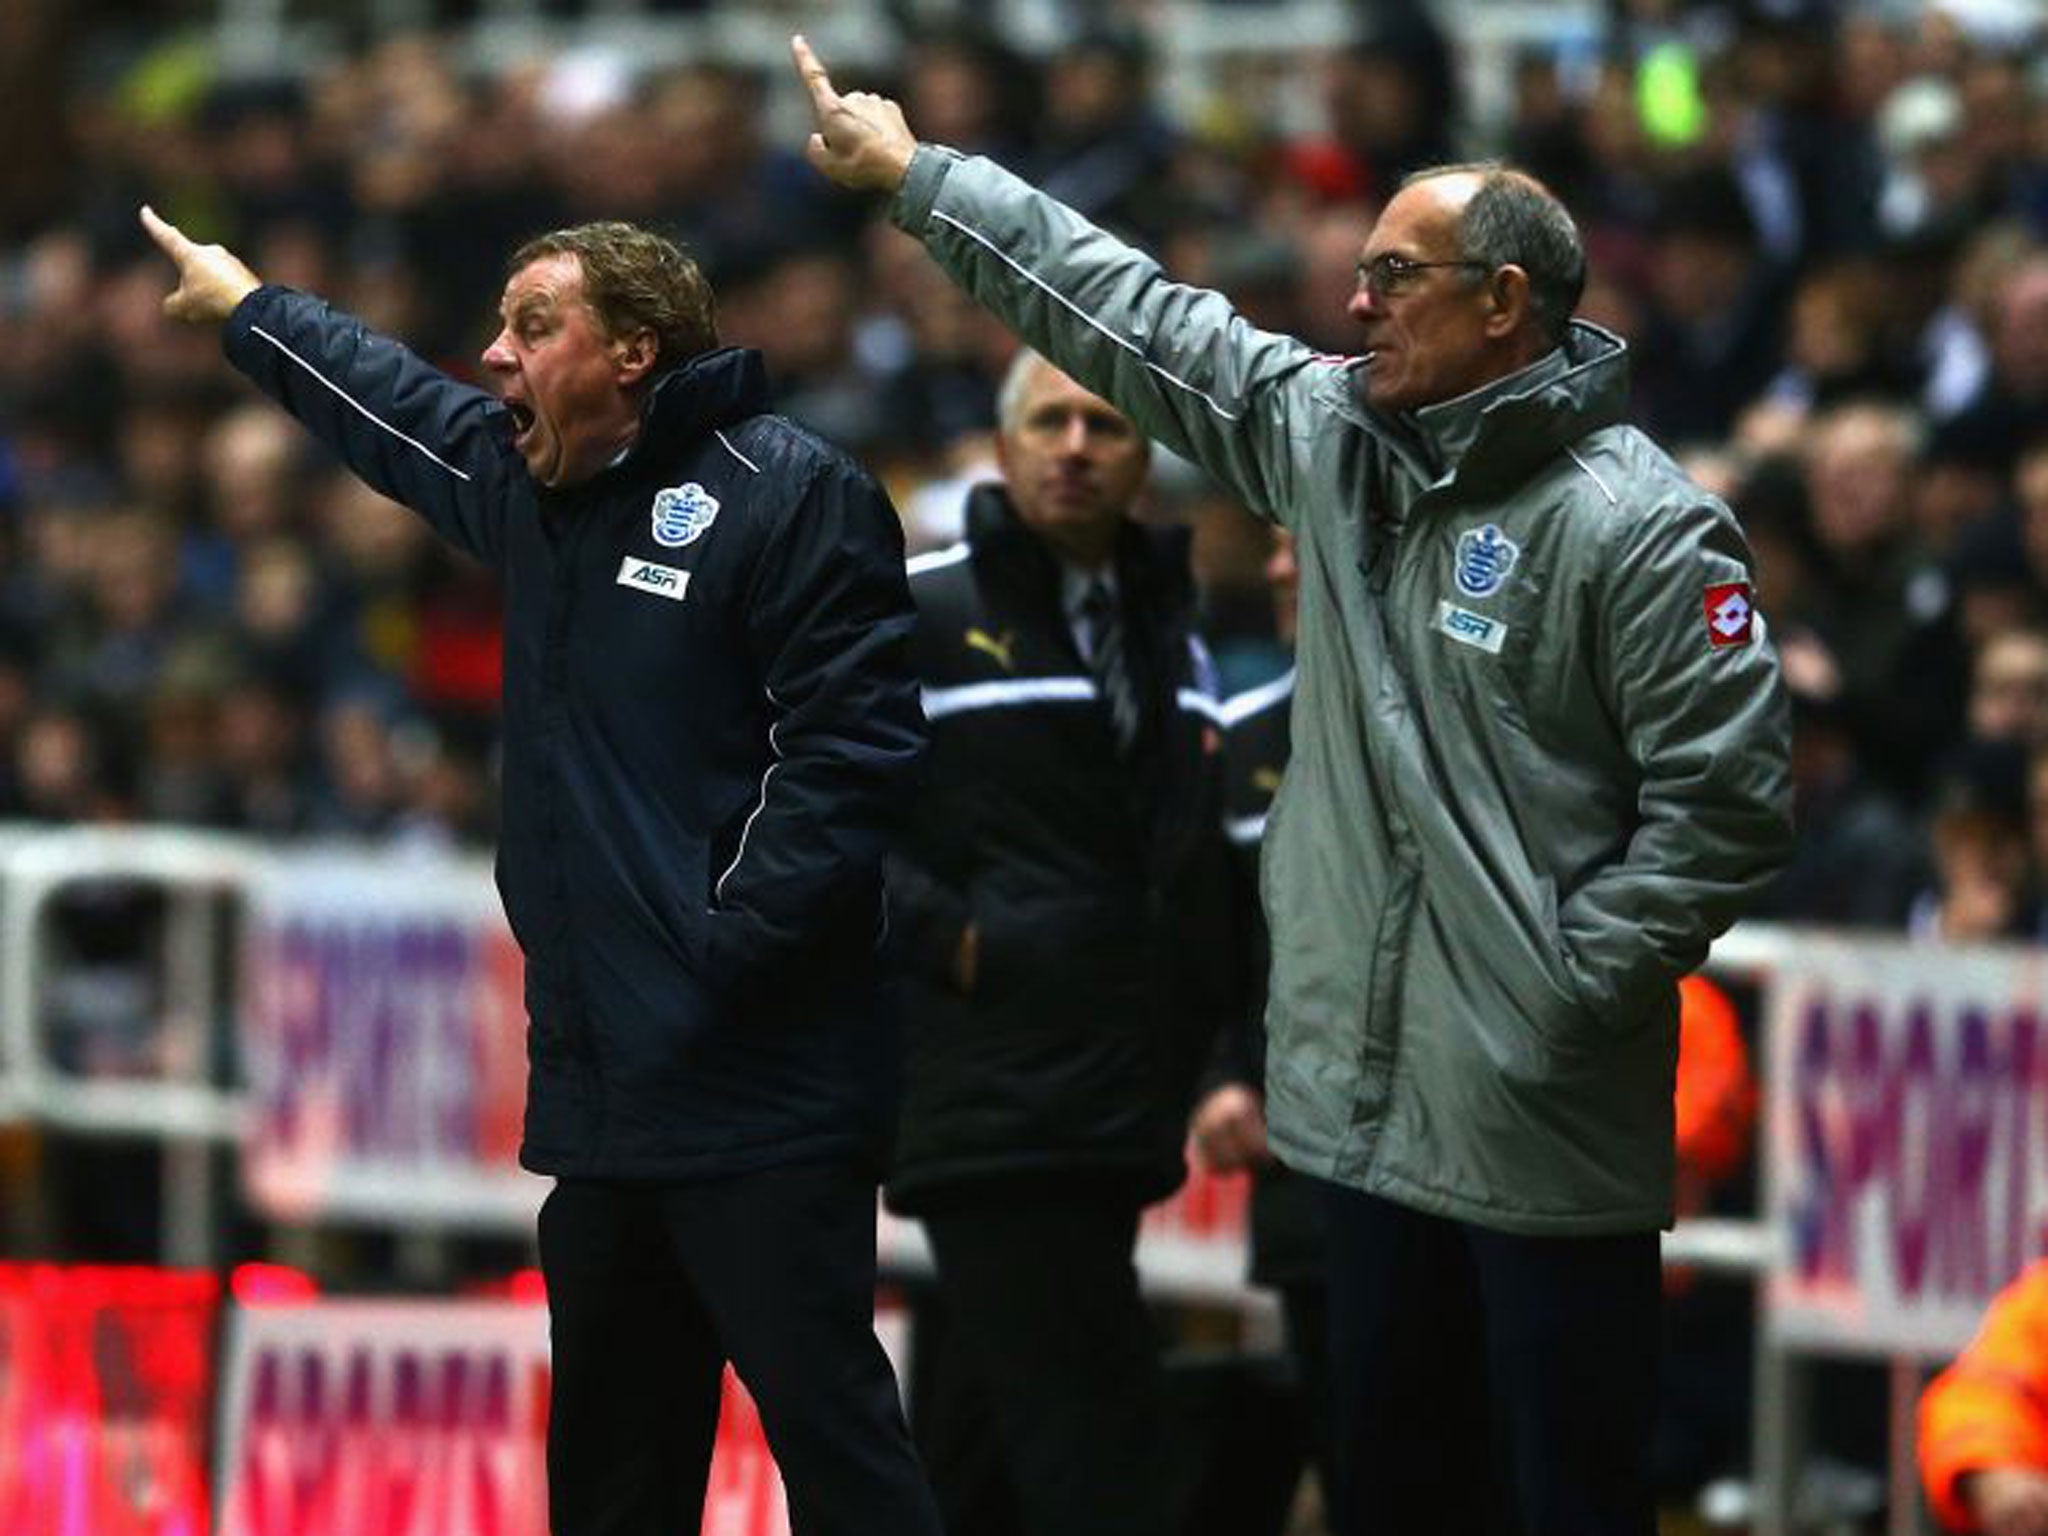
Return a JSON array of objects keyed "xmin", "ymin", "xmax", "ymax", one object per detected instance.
[
  {"xmin": 612, "ymin": 327, "xmax": 660, "ymax": 386},
  {"xmin": 1483, "ymin": 265, "xmax": 1533, "ymax": 342}
]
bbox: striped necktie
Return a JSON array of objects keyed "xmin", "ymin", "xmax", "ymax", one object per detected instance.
[{"xmin": 1081, "ymin": 578, "xmax": 1141, "ymax": 757}]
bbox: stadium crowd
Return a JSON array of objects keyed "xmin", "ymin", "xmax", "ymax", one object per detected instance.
[
  {"xmin": 7, "ymin": 0, "xmax": 2048, "ymax": 1528},
  {"xmin": 0, "ymin": 0, "xmax": 2039, "ymax": 932}
]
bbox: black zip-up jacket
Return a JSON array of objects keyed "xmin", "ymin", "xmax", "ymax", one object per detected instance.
[
  {"xmin": 224, "ymin": 287, "xmax": 926, "ymax": 1180},
  {"xmin": 883, "ymin": 485, "xmax": 1238, "ymax": 1213}
]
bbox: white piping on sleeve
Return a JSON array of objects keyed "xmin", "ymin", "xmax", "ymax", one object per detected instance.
[
  {"xmin": 1177, "ymin": 688, "xmax": 1226, "ymax": 727},
  {"xmin": 713, "ymin": 686, "xmax": 787, "ymax": 905},
  {"xmin": 715, "ymin": 430, "xmax": 761, "ymax": 474},
  {"xmin": 923, "ymin": 677, "xmax": 1096, "ymax": 720},
  {"xmin": 1220, "ymin": 667, "xmax": 1295, "ymax": 726},
  {"xmin": 907, "ymin": 542, "xmax": 971, "ymax": 576},
  {"xmin": 931, "ymin": 211, "xmax": 1244, "ymax": 424},
  {"xmin": 1566, "ymin": 448, "xmax": 1617, "ymax": 508},
  {"xmin": 921, "ymin": 676, "xmax": 1234, "ymax": 724},
  {"xmin": 1225, "ymin": 812, "xmax": 1268, "ymax": 847},
  {"xmin": 249, "ymin": 324, "xmax": 473, "ymax": 483}
]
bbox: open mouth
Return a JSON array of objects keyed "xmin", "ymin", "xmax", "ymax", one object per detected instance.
[{"xmin": 505, "ymin": 401, "xmax": 536, "ymax": 442}]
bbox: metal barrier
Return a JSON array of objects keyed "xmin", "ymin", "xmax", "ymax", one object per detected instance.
[{"xmin": 0, "ymin": 826, "xmax": 2014, "ymax": 1534}]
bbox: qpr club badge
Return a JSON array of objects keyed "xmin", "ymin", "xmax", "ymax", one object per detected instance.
[
  {"xmin": 651, "ymin": 482, "xmax": 720, "ymax": 548},
  {"xmin": 1453, "ymin": 523, "xmax": 1519, "ymax": 599}
]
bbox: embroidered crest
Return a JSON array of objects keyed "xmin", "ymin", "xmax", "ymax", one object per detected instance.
[
  {"xmin": 1453, "ymin": 524, "xmax": 1519, "ymax": 598},
  {"xmin": 1704, "ymin": 582, "xmax": 1755, "ymax": 648},
  {"xmin": 651, "ymin": 483, "xmax": 720, "ymax": 548},
  {"xmin": 964, "ymin": 627, "xmax": 1017, "ymax": 672}
]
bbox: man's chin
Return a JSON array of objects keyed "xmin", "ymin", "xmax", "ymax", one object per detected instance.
[{"xmin": 521, "ymin": 444, "xmax": 563, "ymax": 486}]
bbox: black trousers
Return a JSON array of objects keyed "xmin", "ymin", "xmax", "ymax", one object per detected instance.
[
  {"xmin": 913, "ymin": 1188, "xmax": 1177, "ymax": 1536},
  {"xmin": 538, "ymin": 1163, "xmax": 942, "ymax": 1536},
  {"xmin": 1319, "ymin": 1184, "xmax": 1661, "ymax": 1536}
]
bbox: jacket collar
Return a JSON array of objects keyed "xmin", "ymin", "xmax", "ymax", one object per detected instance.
[
  {"xmin": 627, "ymin": 347, "xmax": 772, "ymax": 471},
  {"xmin": 965, "ymin": 482, "xmax": 1191, "ymax": 613},
  {"xmin": 1331, "ymin": 322, "xmax": 1631, "ymax": 494},
  {"xmin": 1421, "ymin": 323, "xmax": 1630, "ymax": 490}
]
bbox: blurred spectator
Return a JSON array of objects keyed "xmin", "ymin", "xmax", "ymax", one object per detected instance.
[
  {"xmin": 1908, "ymin": 740, "xmax": 2038, "ymax": 942},
  {"xmin": 1752, "ymin": 687, "xmax": 1920, "ymax": 928},
  {"xmin": 310, "ymin": 693, "xmax": 406, "ymax": 838},
  {"xmin": 1947, "ymin": 253, "xmax": 2048, "ymax": 473},
  {"xmin": 1920, "ymin": 1259, "xmax": 2048, "ymax": 1536},
  {"xmin": 1799, "ymin": 401, "xmax": 1940, "ymax": 724},
  {"xmin": 1967, "ymin": 626, "xmax": 2048, "ymax": 748},
  {"xmin": 213, "ymin": 667, "xmax": 312, "ymax": 835},
  {"xmin": 1036, "ymin": 26, "xmax": 1181, "ymax": 242},
  {"xmin": 1635, "ymin": 167, "xmax": 1787, "ymax": 443},
  {"xmin": 1279, "ymin": 15, "xmax": 1458, "ymax": 208},
  {"xmin": 11, "ymin": 702, "xmax": 125, "ymax": 823}
]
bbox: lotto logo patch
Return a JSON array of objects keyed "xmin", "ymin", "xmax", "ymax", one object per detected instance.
[{"xmin": 1704, "ymin": 582, "xmax": 1754, "ymax": 648}]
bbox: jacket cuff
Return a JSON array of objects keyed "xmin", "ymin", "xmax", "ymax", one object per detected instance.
[
  {"xmin": 220, "ymin": 282, "xmax": 290, "ymax": 368},
  {"xmin": 892, "ymin": 145, "xmax": 962, "ymax": 236}
]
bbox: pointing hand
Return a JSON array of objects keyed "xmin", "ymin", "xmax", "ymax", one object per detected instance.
[
  {"xmin": 791, "ymin": 34, "xmax": 918, "ymax": 193},
  {"xmin": 139, "ymin": 205, "xmax": 261, "ymax": 325}
]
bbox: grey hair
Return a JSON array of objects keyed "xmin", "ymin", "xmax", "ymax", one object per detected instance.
[
  {"xmin": 996, "ymin": 348, "xmax": 1051, "ymax": 434},
  {"xmin": 1404, "ymin": 162, "xmax": 1587, "ymax": 348}
]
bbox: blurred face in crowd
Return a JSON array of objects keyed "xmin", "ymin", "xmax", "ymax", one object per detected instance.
[
  {"xmin": 481, "ymin": 253, "xmax": 653, "ymax": 488},
  {"xmin": 1348, "ymin": 174, "xmax": 1528, "ymax": 414},
  {"xmin": 998, "ymin": 357, "xmax": 1149, "ymax": 569},
  {"xmin": 1995, "ymin": 262, "xmax": 2048, "ymax": 398},
  {"xmin": 2031, "ymin": 751, "xmax": 2048, "ymax": 875},
  {"xmin": 1803, "ymin": 405, "xmax": 1916, "ymax": 559},
  {"xmin": 1970, "ymin": 629, "xmax": 2048, "ymax": 744}
]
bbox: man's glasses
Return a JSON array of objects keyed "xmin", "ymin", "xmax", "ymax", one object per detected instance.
[{"xmin": 1355, "ymin": 254, "xmax": 1493, "ymax": 298}]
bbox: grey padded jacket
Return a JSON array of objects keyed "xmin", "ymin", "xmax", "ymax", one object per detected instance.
[{"xmin": 896, "ymin": 147, "xmax": 1794, "ymax": 1233}]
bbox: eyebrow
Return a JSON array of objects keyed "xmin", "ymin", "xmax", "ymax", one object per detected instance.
[{"xmin": 501, "ymin": 292, "xmax": 557, "ymax": 326}]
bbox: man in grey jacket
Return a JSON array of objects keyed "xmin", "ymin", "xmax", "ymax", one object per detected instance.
[{"xmin": 794, "ymin": 35, "xmax": 1793, "ymax": 1536}]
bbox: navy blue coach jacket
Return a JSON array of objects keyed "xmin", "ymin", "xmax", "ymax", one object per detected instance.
[{"xmin": 224, "ymin": 287, "xmax": 928, "ymax": 1181}]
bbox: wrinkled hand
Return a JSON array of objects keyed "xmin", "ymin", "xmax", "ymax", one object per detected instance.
[
  {"xmin": 791, "ymin": 34, "xmax": 918, "ymax": 193},
  {"xmin": 1191, "ymin": 1083, "xmax": 1270, "ymax": 1173},
  {"xmin": 1969, "ymin": 1467, "xmax": 2048, "ymax": 1536},
  {"xmin": 139, "ymin": 205, "xmax": 260, "ymax": 325}
]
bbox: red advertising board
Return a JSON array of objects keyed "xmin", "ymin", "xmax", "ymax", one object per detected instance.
[
  {"xmin": 0, "ymin": 1264, "xmax": 219, "ymax": 1536},
  {"xmin": 217, "ymin": 1295, "xmax": 807, "ymax": 1536}
]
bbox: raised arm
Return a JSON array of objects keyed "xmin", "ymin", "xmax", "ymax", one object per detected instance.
[
  {"xmin": 142, "ymin": 206, "xmax": 515, "ymax": 567},
  {"xmin": 792, "ymin": 36, "xmax": 1321, "ymax": 525}
]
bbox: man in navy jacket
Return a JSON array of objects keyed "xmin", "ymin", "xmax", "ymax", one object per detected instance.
[{"xmin": 143, "ymin": 207, "xmax": 941, "ymax": 1536}]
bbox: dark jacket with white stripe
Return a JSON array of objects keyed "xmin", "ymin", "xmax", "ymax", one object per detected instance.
[
  {"xmin": 883, "ymin": 483, "xmax": 1238, "ymax": 1214},
  {"xmin": 223, "ymin": 286, "xmax": 926, "ymax": 1181},
  {"xmin": 1213, "ymin": 668, "xmax": 1327, "ymax": 1287}
]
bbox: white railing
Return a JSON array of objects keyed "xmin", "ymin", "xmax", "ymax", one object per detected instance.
[{"xmin": 0, "ymin": 825, "xmax": 2007, "ymax": 1533}]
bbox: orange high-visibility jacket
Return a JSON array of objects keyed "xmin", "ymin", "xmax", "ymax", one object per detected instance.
[
  {"xmin": 1920, "ymin": 1260, "xmax": 2048, "ymax": 1532},
  {"xmin": 1674, "ymin": 974, "xmax": 1755, "ymax": 1188}
]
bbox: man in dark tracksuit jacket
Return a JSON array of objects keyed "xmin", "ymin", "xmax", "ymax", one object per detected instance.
[
  {"xmin": 886, "ymin": 350, "xmax": 1238, "ymax": 1536},
  {"xmin": 1188, "ymin": 530, "xmax": 1333, "ymax": 1536},
  {"xmin": 142, "ymin": 209, "xmax": 943, "ymax": 1536}
]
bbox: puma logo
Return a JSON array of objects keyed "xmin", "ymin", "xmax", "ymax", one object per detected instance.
[
  {"xmin": 1252, "ymin": 767, "xmax": 1283, "ymax": 794},
  {"xmin": 965, "ymin": 627, "xmax": 1017, "ymax": 671}
]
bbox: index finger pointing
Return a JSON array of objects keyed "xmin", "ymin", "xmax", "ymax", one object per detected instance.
[
  {"xmin": 139, "ymin": 205, "xmax": 190, "ymax": 258},
  {"xmin": 790, "ymin": 35, "xmax": 841, "ymax": 115}
]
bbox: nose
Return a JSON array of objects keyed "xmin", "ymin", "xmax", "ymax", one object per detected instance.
[
  {"xmin": 1348, "ymin": 285, "xmax": 1382, "ymax": 324},
  {"xmin": 1058, "ymin": 414, "xmax": 1091, "ymax": 454},
  {"xmin": 481, "ymin": 328, "xmax": 515, "ymax": 373}
]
